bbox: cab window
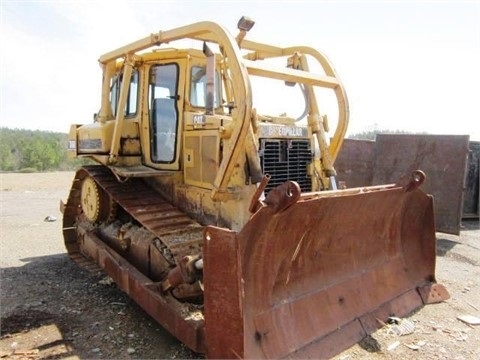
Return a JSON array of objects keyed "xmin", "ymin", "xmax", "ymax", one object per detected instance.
[
  {"xmin": 149, "ymin": 63, "xmax": 179, "ymax": 163},
  {"xmin": 110, "ymin": 70, "xmax": 139, "ymax": 117},
  {"xmin": 190, "ymin": 66, "xmax": 221, "ymax": 108}
]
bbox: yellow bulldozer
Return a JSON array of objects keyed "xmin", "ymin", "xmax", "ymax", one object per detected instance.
[{"xmin": 62, "ymin": 17, "xmax": 449, "ymax": 358}]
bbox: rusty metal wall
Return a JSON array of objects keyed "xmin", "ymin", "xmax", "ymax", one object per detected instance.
[
  {"xmin": 463, "ymin": 141, "xmax": 480, "ymax": 218},
  {"xmin": 335, "ymin": 139, "xmax": 375, "ymax": 188},
  {"xmin": 372, "ymin": 134, "xmax": 469, "ymax": 235},
  {"xmin": 336, "ymin": 135, "xmax": 470, "ymax": 235}
]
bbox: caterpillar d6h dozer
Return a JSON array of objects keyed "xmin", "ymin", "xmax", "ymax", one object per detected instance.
[{"xmin": 62, "ymin": 17, "xmax": 449, "ymax": 359}]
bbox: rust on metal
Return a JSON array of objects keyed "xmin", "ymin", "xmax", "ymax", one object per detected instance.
[
  {"xmin": 263, "ymin": 181, "xmax": 301, "ymax": 213},
  {"xmin": 335, "ymin": 135, "xmax": 471, "ymax": 234},
  {"xmin": 418, "ymin": 283, "xmax": 450, "ymax": 304},
  {"xmin": 203, "ymin": 227, "xmax": 244, "ymax": 359},
  {"xmin": 62, "ymin": 166, "xmax": 206, "ymax": 353},
  {"xmin": 335, "ymin": 138, "xmax": 375, "ymax": 188},
  {"xmin": 203, "ymin": 173, "xmax": 449, "ymax": 359},
  {"xmin": 399, "ymin": 169, "xmax": 426, "ymax": 192},
  {"xmin": 249, "ymin": 174, "xmax": 271, "ymax": 213},
  {"xmin": 373, "ymin": 134, "xmax": 470, "ymax": 234}
]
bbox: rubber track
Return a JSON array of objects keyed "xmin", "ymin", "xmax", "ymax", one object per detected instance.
[{"xmin": 62, "ymin": 165, "xmax": 204, "ymax": 267}]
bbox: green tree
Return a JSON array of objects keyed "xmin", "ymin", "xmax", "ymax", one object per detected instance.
[
  {"xmin": 347, "ymin": 129, "xmax": 426, "ymax": 140},
  {"xmin": 0, "ymin": 127, "xmax": 90, "ymax": 172}
]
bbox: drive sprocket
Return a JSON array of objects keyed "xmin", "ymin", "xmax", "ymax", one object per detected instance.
[{"xmin": 80, "ymin": 175, "xmax": 116, "ymax": 223}]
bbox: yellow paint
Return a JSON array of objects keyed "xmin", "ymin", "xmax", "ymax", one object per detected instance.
[{"xmin": 68, "ymin": 18, "xmax": 349, "ymax": 229}]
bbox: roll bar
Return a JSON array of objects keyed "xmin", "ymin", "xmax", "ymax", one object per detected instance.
[{"xmin": 99, "ymin": 18, "xmax": 349, "ymax": 199}]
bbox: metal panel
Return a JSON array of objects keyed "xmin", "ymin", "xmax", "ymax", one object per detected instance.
[
  {"xmin": 184, "ymin": 130, "xmax": 220, "ymax": 189},
  {"xmin": 335, "ymin": 138, "xmax": 375, "ymax": 188},
  {"xmin": 463, "ymin": 141, "xmax": 480, "ymax": 218},
  {"xmin": 372, "ymin": 134, "xmax": 470, "ymax": 235},
  {"xmin": 203, "ymin": 227, "xmax": 244, "ymax": 359}
]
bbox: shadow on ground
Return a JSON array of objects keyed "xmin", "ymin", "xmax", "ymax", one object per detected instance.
[{"xmin": 0, "ymin": 253, "xmax": 200, "ymax": 359}]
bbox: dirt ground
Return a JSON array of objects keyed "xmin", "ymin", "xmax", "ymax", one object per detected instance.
[{"xmin": 0, "ymin": 171, "xmax": 479, "ymax": 359}]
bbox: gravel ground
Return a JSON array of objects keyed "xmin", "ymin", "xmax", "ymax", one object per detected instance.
[{"xmin": 0, "ymin": 171, "xmax": 479, "ymax": 359}]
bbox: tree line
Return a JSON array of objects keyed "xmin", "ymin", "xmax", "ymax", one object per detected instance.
[
  {"xmin": 348, "ymin": 128, "xmax": 418, "ymax": 141},
  {"xmin": 0, "ymin": 127, "xmax": 88, "ymax": 172}
]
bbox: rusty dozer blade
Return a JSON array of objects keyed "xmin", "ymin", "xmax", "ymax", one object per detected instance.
[{"xmin": 203, "ymin": 171, "xmax": 449, "ymax": 359}]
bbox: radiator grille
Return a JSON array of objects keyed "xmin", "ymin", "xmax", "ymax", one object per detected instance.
[{"xmin": 260, "ymin": 139, "xmax": 312, "ymax": 195}]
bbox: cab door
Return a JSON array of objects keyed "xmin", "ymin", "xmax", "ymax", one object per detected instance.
[{"xmin": 142, "ymin": 60, "xmax": 186, "ymax": 170}]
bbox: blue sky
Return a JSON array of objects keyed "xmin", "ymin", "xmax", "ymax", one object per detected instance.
[{"xmin": 1, "ymin": 0, "xmax": 479, "ymax": 140}]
